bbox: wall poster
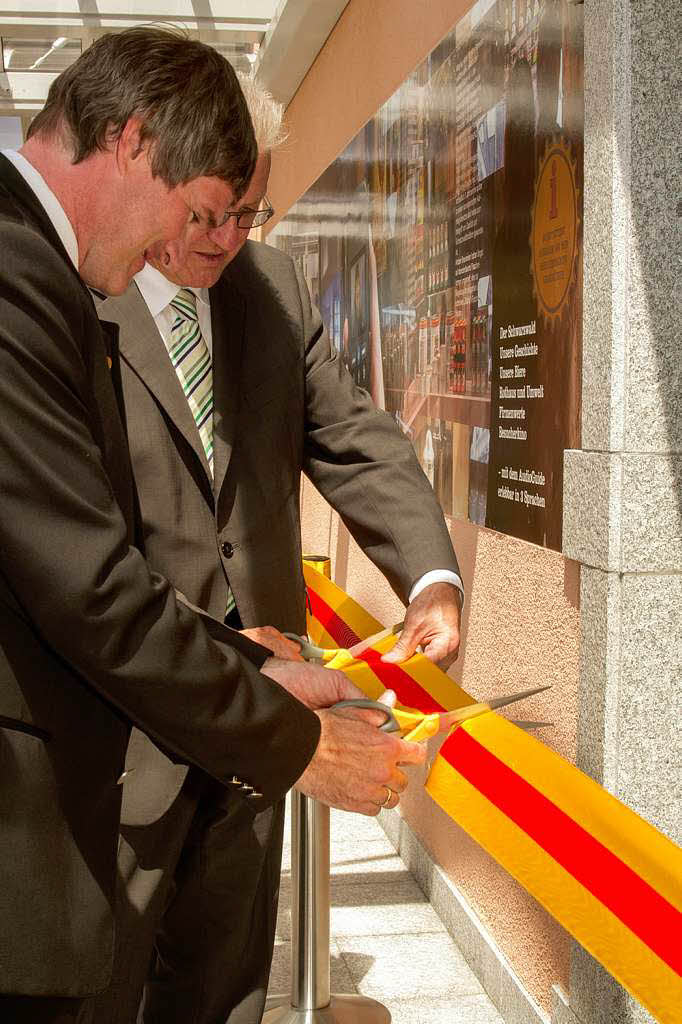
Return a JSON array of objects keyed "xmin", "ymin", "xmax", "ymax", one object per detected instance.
[{"xmin": 270, "ymin": 0, "xmax": 583, "ymax": 550}]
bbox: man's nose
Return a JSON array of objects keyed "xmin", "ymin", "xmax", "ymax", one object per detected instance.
[{"xmin": 207, "ymin": 217, "xmax": 243, "ymax": 251}]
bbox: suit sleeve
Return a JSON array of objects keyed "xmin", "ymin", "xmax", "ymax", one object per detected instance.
[
  {"xmin": 0, "ymin": 225, "xmax": 320, "ymax": 803},
  {"xmin": 296, "ymin": 262, "xmax": 462, "ymax": 603}
]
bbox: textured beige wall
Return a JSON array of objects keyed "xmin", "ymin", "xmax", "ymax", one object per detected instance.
[{"xmin": 269, "ymin": 0, "xmax": 581, "ymax": 1008}]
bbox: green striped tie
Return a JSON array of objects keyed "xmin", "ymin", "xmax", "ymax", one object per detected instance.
[
  {"xmin": 168, "ymin": 288, "xmax": 214, "ymax": 475},
  {"xmin": 167, "ymin": 289, "xmax": 236, "ymax": 619}
]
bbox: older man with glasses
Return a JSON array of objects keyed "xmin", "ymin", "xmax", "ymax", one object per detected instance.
[{"xmin": 97, "ymin": 77, "xmax": 463, "ymax": 1024}]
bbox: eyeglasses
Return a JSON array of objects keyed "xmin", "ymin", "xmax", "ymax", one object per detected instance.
[
  {"xmin": 189, "ymin": 198, "xmax": 275, "ymax": 233},
  {"xmin": 225, "ymin": 198, "xmax": 275, "ymax": 230}
]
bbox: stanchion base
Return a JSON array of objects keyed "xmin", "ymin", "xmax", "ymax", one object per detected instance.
[{"xmin": 262, "ymin": 994, "xmax": 391, "ymax": 1023}]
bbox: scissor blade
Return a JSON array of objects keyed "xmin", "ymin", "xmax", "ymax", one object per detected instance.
[
  {"xmin": 486, "ymin": 684, "xmax": 551, "ymax": 710},
  {"xmin": 348, "ymin": 620, "xmax": 405, "ymax": 657},
  {"xmin": 436, "ymin": 684, "xmax": 551, "ymax": 732}
]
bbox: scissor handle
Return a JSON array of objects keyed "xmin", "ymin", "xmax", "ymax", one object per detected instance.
[
  {"xmin": 330, "ymin": 698, "xmax": 401, "ymax": 732},
  {"xmin": 282, "ymin": 631, "xmax": 328, "ymax": 662}
]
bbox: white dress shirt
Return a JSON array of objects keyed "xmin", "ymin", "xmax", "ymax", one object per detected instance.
[{"xmin": 134, "ymin": 263, "xmax": 464, "ymax": 607}]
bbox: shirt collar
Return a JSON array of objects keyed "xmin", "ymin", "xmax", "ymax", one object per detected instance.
[
  {"xmin": 134, "ymin": 261, "xmax": 209, "ymax": 317},
  {"xmin": 2, "ymin": 149, "xmax": 79, "ymax": 271}
]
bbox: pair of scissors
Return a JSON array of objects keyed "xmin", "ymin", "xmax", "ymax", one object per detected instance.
[
  {"xmin": 332, "ymin": 684, "xmax": 551, "ymax": 742},
  {"xmin": 283, "ymin": 620, "xmax": 405, "ymax": 665}
]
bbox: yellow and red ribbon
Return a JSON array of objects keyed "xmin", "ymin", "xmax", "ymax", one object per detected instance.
[{"xmin": 303, "ymin": 563, "xmax": 682, "ymax": 1024}]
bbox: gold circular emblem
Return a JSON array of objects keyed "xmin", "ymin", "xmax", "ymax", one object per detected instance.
[{"xmin": 531, "ymin": 139, "xmax": 579, "ymax": 322}]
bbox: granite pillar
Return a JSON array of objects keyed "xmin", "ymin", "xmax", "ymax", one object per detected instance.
[{"xmin": 558, "ymin": 1, "xmax": 681, "ymax": 1022}]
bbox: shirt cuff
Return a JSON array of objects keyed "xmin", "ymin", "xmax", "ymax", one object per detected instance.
[{"xmin": 408, "ymin": 570, "xmax": 465, "ymax": 608}]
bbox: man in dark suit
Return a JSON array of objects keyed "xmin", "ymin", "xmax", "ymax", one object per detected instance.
[
  {"xmin": 96, "ymin": 79, "xmax": 464, "ymax": 1024},
  {"xmin": 0, "ymin": 30, "xmax": 423, "ymax": 1024}
]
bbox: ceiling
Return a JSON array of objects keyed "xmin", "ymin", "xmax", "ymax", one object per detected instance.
[{"xmin": 0, "ymin": 0, "xmax": 349, "ymax": 135}]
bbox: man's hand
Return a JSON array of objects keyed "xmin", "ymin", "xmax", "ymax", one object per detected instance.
[
  {"xmin": 382, "ymin": 581, "xmax": 462, "ymax": 669},
  {"xmin": 296, "ymin": 709, "xmax": 426, "ymax": 816},
  {"xmin": 261, "ymin": 656, "xmax": 366, "ymax": 710},
  {"xmin": 241, "ymin": 626, "xmax": 304, "ymax": 661},
  {"xmin": 261, "ymin": 658, "xmax": 423, "ymax": 815}
]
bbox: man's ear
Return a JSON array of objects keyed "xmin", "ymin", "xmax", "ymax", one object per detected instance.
[{"xmin": 115, "ymin": 117, "xmax": 148, "ymax": 172}]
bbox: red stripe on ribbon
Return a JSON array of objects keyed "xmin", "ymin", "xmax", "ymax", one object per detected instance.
[
  {"xmin": 354, "ymin": 647, "xmax": 445, "ymax": 713},
  {"xmin": 307, "ymin": 588, "xmax": 361, "ymax": 649},
  {"xmin": 442, "ymin": 727, "xmax": 682, "ymax": 976},
  {"xmin": 307, "ymin": 588, "xmax": 445, "ymax": 713}
]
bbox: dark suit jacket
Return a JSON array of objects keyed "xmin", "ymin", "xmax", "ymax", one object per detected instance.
[
  {"xmin": 0, "ymin": 157, "xmax": 320, "ymax": 996},
  {"xmin": 98, "ymin": 241, "xmax": 461, "ymax": 825},
  {"xmin": 101, "ymin": 241, "xmax": 460, "ymax": 630}
]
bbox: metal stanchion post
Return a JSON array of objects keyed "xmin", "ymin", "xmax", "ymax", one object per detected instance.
[
  {"xmin": 263, "ymin": 791, "xmax": 391, "ymax": 1023},
  {"xmin": 264, "ymin": 554, "xmax": 390, "ymax": 1022}
]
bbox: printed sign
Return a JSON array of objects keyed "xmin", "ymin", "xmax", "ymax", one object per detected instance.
[{"xmin": 270, "ymin": 0, "xmax": 583, "ymax": 551}]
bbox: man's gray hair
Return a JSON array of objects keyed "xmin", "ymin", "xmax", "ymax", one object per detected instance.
[
  {"xmin": 28, "ymin": 27, "xmax": 256, "ymax": 198},
  {"xmin": 236, "ymin": 73, "xmax": 287, "ymax": 153}
]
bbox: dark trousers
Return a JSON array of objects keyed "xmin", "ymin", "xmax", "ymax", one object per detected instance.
[
  {"xmin": 0, "ymin": 996, "xmax": 94, "ymax": 1023},
  {"xmin": 93, "ymin": 769, "xmax": 285, "ymax": 1024}
]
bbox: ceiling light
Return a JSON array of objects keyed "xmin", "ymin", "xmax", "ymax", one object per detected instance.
[{"xmin": 2, "ymin": 36, "xmax": 81, "ymax": 73}]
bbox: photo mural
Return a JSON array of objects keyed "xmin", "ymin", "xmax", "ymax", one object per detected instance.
[{"xmin": 270, "ymin": 0, "xmax": 583, "ymax": 550}]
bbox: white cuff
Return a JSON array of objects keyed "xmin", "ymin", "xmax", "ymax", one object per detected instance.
[{"xmin": 408, "ymin": 570, "xmax": 464, "ymax": 608}]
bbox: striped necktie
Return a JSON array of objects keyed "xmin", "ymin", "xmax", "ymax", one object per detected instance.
[
  {"xmin": 167, "ymin": 289, "xmax": 237, "ymax": 619},
  {"xmin": 168, "ymin": 288, "xmax": 214, "ymax": 476}
]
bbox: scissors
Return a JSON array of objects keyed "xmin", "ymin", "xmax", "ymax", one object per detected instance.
[
  {"xmin": 283, "ymin": 621, "xmax": 405, "ymax": 665},
  {"xmin": 332, "ymin": 685, "xmax": 551, "ymax": 743}
]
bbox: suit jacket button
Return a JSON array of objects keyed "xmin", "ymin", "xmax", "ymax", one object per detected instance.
[
  {"xmin": 221, "ymin": 542, "xmax": 234, "ymax": 558},
  {"xmin": 247, "ymin": 790, "xmax": 263, "ymax": 799}
]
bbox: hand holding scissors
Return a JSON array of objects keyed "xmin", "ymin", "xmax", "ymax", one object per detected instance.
[{"xmin": 332, "ymin": 685, "xmax": 551, "ymax": 743}]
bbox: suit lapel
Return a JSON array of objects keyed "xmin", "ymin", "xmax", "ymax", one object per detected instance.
[
  {"xmin": 210, "ymin": 276, "xmax": 246, "ymax": 500},
  {"xmin": 99, "ymin": 285, "xmax": 213, "ymax": 484},
  {"xmin": 99, "ymin": 320, "xmax": 125, "ymax": 425},
  {"xmin": 96, "ymin": 318, "xmax": 137, "ymax": 534}
]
